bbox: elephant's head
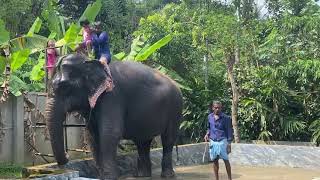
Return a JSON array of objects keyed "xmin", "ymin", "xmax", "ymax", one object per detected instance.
[{"xmin": 45, "ymin": 54, "xmax": 113, "ymax": 165}]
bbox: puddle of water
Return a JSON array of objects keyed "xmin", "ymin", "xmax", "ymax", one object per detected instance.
[{"xmin": 120, "ymin": 164, "xmax": 320, "ymax": 180}]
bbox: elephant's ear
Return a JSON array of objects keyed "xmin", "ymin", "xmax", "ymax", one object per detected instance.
[{"xmin": 83, "ymin": 60, "xmax": 114, "ymax": 108}]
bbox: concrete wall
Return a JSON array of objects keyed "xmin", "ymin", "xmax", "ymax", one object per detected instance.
[
  {"xmin": 0, "ymin": 95, "xmax": 24, "ymax": 164},
  {"xmin": 0, "ymin": 93, "xmax": 89, "ymax": 165}
]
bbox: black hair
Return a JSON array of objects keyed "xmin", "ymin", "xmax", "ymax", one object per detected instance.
[
  {"xmin": 80, "ymin": 19, "xmax": 90, "ymax": 27},
  {"xmin": 212, "ymin": 100, "xmax": 222, "ymax": 106}
]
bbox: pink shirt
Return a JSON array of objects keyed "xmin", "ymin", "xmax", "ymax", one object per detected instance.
[
  {"xmin": 47, "ymin": 48, "xmax": 57, "ymax": 68},
  {"xmin": 83, "ymin": 27, "xmax": 92, "ymax": 42}
]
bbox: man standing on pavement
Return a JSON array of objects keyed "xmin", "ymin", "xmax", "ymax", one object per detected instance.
[{"xmin": 204, "ymin": 101, "xmax": 233, "ymax": 180}]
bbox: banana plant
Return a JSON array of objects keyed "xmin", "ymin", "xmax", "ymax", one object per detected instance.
[
  {"xmin": 1, "ymin": 0, "xmax": 103, "ymax": 96},
  {"xmin": 114, "ymin": 34, "xmax": 173, "ymax": 61},
  {"xmin": 79, "ymin": 0, "xmax": 102, "ymax": 23},
  {"xmin": 113, "ymin": 33, "xmax": 191, "ymax": 91},
  {"xmin": 0, "ymin": 19, "xmax": 9, "ymax": 74}
]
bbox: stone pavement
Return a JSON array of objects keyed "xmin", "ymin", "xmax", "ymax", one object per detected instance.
[
  {"xmin": 120, "ymin": 164, "xmax": 320, "ymax": 180},
  {"xmin": 29, "ymin": 143, "xmax": 320, "ymax": 179}
]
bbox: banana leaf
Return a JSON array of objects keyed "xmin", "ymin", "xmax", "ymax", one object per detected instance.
[
  {"xmin": 8, "ymin": 75, "xmax": 27, "ymax": 96},
  {"xmin": 10, "ymin": 49, "xmax": 31, "ymax": 72},
  {"xmin": 30, "ymin": 53, "xmax": 45, "ymax": 81},
  {"xmin": 136, "ymin": 34, "xmax": 173, "ymax": 61},
  {"xmin": 10, "ymin": 35, "xmax": 48, "ymax": 54},
  {"xmin": 79, "ymin": 0, "xmax": 102, "ymax": 23},
  {"xmin": 27, "ymin": 17, "xmax": 42, "ymax": 37}
]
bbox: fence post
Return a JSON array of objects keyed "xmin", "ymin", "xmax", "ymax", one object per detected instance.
[{"xmin": 12, "ymin": 95, "xmax": 25, "ymax": 164}]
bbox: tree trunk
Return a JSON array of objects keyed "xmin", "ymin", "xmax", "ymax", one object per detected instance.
[{"xmin": 225, "ymin": 49, "xmax": 240, "ymax": 143}]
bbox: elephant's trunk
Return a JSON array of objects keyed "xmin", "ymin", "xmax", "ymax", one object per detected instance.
[{"xmin": 45, "ymin": 97, "xmax": 68, "ymax": 165}]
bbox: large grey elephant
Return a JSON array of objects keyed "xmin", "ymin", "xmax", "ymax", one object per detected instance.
[{"xmin": 45, "ymin": 54, "xmax": 183, "ymax": 180}]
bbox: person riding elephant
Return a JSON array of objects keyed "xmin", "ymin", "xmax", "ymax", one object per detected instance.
[
  {"xmin": 92, "ymin": 21, "xmax": 112, "ymax": 65},
  {"xmin": 45, "ymin": 54, "xmax": 183, "ymax": 180}
]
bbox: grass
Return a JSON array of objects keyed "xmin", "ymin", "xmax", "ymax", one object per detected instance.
[{"xmin": 0, "ymin": 163, "xmax": 22, "ymax": 179}]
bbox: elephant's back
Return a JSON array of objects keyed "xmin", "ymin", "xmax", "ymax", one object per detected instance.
[
  {"xmin": 110, "ymin": 61, "xmax": 180, "ymax": 93},
  {"xmin": 109, "ymin": 61, "xmax": 183, "ymax": 140}
]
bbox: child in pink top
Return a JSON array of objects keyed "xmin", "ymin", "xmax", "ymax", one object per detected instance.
[
  {"xmin": 79, "ymin": 19, "xmax": 92, "ymax": 54},
  {"xmin": 46, "ymin": 40, "xmax": 59, "ymax": 79}
]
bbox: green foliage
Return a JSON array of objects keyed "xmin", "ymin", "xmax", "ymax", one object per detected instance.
[
  {"xmin": 125, "ymin": 35, "xmax": 146, "ymax": 60},
  {"xmin": 120, "ymin": 34, "xmax": 173, "ymax": 61},
  {"xmin": 8, "ymin": 75, "xmax": 27, "ymax": 96},
  {"xmin": 10, "ymin": 35, "xmax": 48, "ymax": 54},
  {"xmin": 2, "ymin": 0, "xmax": 320, "ymax": 144},
  {"xmin": 113, "ymin": 52, "xmax": 126, "ymax": 60},
  {"xmin": 27, "ymin": 17, "xmax": 42, "ymax": 37},
  {"xmin": 30, "ymin": 53, "xmax": 45, "ymax": 81},
  {"xmin": 0, "ymin": 163, "xmax": 22, "ymax": 179},
  {"xmin": 0, "ymin": 0, "xmax": 104, "ymax": 97},
  {"xmin": 156, "ymin": 64, "xmax": 191, "ymax": 91},
  {"xmin": 309, "ymin": 119, "xmax": 320, "ymax": 144},
  {"xmin": 79, "ymin": 0, "xmax": 102, "ymax": 23},
  {"xmin": 42, "ymin": 0, "xmax": 64, "ymax": 39},
  {"xmin": 136, "ymin": 34, "xmax": 173, "ymax": 61},
  {"xmin": 0, "ymin": 56, "xmax": 6, "ymax": 74},
  {"xmin": 64, "ymin": 23, "xmax": 81, "ymax": 44},
  {"xmin": 10, "ymin": 49, "xmax": 31, "ymax": 72},
  {"xmin": 0, "ymin": 0, "xmax": 33, "ymax": 34},
  {"xmin": 0, "ymin": 19, "xmax": 9, "ymax": 44}
]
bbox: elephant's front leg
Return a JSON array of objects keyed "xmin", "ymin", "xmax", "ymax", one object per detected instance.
[
  {"xmin": 99, "ymin": 134, "xmax": 120, "ymax": 180},
  {"xmin": 134, "ymin": 139, "xmax": 152, "ymax": 177},
  {"xmin": 95, "ymin": 96, "xmax": 124, "ymax": 180}
]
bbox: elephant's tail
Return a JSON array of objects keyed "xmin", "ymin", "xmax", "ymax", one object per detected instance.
[{"xmin": 176, "ymin": 143, "xmax": 179, "ymax": 163}]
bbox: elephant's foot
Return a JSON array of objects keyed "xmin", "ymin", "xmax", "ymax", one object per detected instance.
[
  {"xmin": 135, "ymin": 169, "xmax": 151, "ymax": 177},
  {"xmin": 99, "ymin": 174, "xmax": 118, "ymax": 180},
  {"xmin": 161, "ymin": 168, "xmax": 175, "ymax": 178},
  {"xmin": 135, "ymin": 163, "xmax": 151, "ymax": 177},
  {"xmin": 99, "ymin": 170, "xmax": 118, "ymax": 180},
  {"xmin": 100, "ymin": 178, "xmax": 117, "ymax": 180}
]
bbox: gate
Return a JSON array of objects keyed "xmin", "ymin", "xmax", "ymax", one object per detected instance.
[
  {"xmin": 24, "ymin": 92, "xmax": 91, "ymax": 165},
  {"xmin": 0, "ymin": 92, "xmax": 91, "ymax": 165}
]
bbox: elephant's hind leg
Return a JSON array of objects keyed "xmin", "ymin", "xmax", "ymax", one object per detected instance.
[
  {"xmin": 160, "ymin": 134, "xmax": 176, "ymax": 178},
  {"xmin": 134, "ymin": 139, "xmax": 152, "ymax": 177}
]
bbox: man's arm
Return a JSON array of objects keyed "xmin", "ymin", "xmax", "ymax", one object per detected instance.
[
  {"xmin": 97, "ymin": 32, "xmax": 109, "ymax": 44},
  {"xmin": 204, "ymin": 115, "xmax": 210, "ymax": 142}
]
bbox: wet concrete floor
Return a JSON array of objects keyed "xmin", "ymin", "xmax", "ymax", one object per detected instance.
[{"xmin": 120, "ymin": 164, "xmax": 320, "ymax": 180}]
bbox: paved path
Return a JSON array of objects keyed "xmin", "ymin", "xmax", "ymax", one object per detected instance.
[{"xmin": 120, "ymin": 164, "xmax": 320, "ymax": 180}]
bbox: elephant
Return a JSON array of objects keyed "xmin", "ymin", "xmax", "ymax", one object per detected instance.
[{"xmin": 45, "ymin": 54, "xmax": 183, "ymax": 179}]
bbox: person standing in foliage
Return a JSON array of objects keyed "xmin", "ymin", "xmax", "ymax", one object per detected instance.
[
  {"xmin": 204, "ymin": 101, "xmax": 233, "ymax": 180},
  {"xmin": 46, "ymin": 39, "xmax": 59, "ymax": 79}
]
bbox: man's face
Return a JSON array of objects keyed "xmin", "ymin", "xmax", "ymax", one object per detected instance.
[
  {"xmin": 212, "ymin": 103, "xmax": 222, "ymax": 115},
  {"xmin": 95, "ymin": 25, "xmax": 101, "ymax": 33}
]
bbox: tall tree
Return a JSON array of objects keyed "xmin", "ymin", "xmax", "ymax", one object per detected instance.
[{"xmin": 0, "ymin": 0, "xmax": 44, "ymax": 35}]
